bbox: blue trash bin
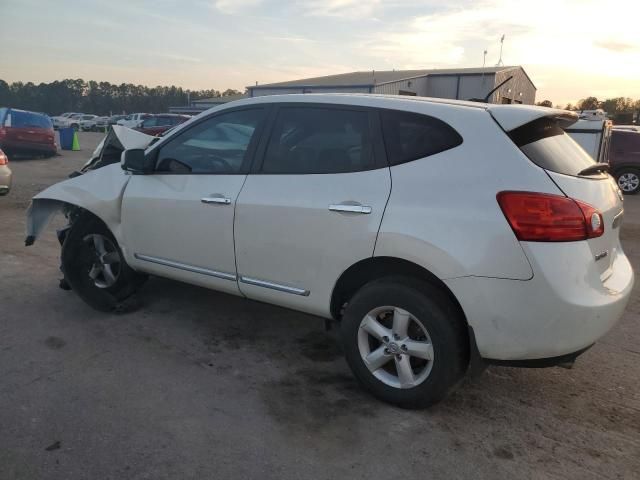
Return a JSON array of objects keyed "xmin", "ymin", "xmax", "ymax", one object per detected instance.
[{"xmin": 59, "ymin": 127, "xmax": 74, "ymax": 150}]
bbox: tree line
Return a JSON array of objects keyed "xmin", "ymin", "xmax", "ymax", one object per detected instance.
[
  {"xmin": 536, "ymin": 96, "xmax": 640, "ymax": 118},
  {"xmin": 0, "ymin": 79, "xmax": 243, "ymax": 116}
]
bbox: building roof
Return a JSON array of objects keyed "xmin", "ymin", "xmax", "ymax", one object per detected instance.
[
  {"xmin": 249, "ymin": 66, "xmax": 521, "ymax": 89},
  {"xmin": 192, "ymin": 93, "xmax": 247, "ymax": 104}
]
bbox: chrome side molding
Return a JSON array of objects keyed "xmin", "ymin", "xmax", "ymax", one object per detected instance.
[
  {"xmin": 134, "ymin": 253, "xmax": 237, "ymax": 281},
  {"xmin": 239, "ymin": 276, "xmax": 310, "ymax": 296}
]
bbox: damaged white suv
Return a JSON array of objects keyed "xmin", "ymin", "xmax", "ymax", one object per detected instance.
[{"xmin": 26, "ymin": 94, "xmax": 634, "ymax": 408}]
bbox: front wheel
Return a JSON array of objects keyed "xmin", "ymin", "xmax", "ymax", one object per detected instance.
[
  {"xmin": 341, "ymin": 277, "xmax": 468, "ymax": 409},
  {"xmin": 61, "ymin": 213, "xmax": 145, "ymax": 311},
  {"xmin": 616, "ymin": 169, "xmax": 640, "ymax": 195}
]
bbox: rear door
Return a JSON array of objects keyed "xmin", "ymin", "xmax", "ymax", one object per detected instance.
[
  {"xmin": 509, "ymin": 117, "xmax": 624, "ymax": 279},
  {"xmin": 233, "ymin": 104, "xmax": 391, "ymax": 317}
]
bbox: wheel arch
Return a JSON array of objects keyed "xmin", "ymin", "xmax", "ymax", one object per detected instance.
[
  {"xmin": 330, "ymin": 256, "xmax": 466, "ymax": 323},
  {"xmin": 331, "ymin": 256, "xmax": 482, "ymax": 373}
]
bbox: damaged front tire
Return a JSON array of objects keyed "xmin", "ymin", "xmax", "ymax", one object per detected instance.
[{"xmin": 61, "ymin": 212, "xmax": 145, "ymax": 312}]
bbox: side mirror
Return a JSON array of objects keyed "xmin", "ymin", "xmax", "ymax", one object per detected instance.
[{"xmin": 121, "ymin": 149, "xmax": 154, "ymax": 174}]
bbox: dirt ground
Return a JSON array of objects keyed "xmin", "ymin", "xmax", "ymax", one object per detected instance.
[{"xmin": 1, "ymin": 132, "xmax": 639, "ymax": 480}]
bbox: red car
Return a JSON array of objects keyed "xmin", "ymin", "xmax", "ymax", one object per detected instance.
[
  {"xmin": 0, "ymin": 108, "xmax": 56, "ymax": 157},
  {"xmin": 135, "ymin": 114, "xmax": 190, "ymax": 136}
]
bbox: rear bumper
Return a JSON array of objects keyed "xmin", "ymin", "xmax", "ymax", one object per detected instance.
[
  {"xmin": 445, "ymin": 241, "xmax": 634, "ymax": 360},
  {"xmin": 0, "ymin": 140, "xmax": 56, "ymax": 154},
  {"xmin": 0, "ymin": 166, "xmax": 11, "ymax": 195}
]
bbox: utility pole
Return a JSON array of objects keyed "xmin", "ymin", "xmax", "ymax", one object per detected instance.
[
  {"xmin": 481, "ymin": 49, "xmax": 488, "ymax": 84},
  {"xmin": 496, "ymin": 35, "xmax": 505, "ymax": 66}
]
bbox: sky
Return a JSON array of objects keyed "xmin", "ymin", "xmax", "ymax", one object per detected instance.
[{"xmin": 0, "ymin": 0, "xmax": 638, "ymax": 105}]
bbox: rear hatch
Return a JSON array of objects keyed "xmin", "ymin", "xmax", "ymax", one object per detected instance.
[{"xmin": 505, "ymin": 114, "xmax": 624, "ymax": 280}]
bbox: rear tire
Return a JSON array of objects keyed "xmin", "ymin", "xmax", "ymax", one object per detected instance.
[
  {"xmin": 616, "ymin": 168, "xmax": 640, "ymax": 195},
  {"xmin": 341, "ymin": 277, "xmax": 467, "ymax": 409},
  {"xmin": 61, "ymin": 213, "xmax": 145, "ymax": 312}
]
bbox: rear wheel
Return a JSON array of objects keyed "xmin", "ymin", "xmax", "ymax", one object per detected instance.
[
  {"xmin": 341, "ymin": 277, "xmax": 467, "ymax": 409},
  {"xmin": 616, "ymin": 168, "xmax": 640, "ymax": 195},
  {"xmin": 61, "ymin": 213, "xmax": 145, "ymax": 312}
]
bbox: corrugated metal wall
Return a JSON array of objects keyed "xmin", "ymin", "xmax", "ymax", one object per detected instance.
[
  {"xmin": 491, "ymin": 68, "xmax": 536, "ymax": 104},
  {"xmin": 373, "ymin": 76, "xmax": 428, "ymax": 96}
]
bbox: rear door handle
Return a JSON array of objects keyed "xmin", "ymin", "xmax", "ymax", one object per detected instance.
[
  {"xmin": 201, "ymin": 195, "xmax": 231, "ymax": 205},
  {"xmin": 329, "ymin": 204, "xmax": 372, "ymax": 214}
]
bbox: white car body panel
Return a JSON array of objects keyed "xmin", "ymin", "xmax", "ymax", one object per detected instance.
[
  {"xmin": 122, "ymin": 174, "xmax": 247, "ymax": 296},
  {"xmin": 27, "ymin": 164, "xmax": 129, "ymax": 243},
  {"xmin": 25, "ymin": 94, "xmax": 634, "ymax": 363},
  {"xmin": 234, "ymin": 168, "xmax": 391, "ymax": 318},
  {"xmin": 375, "ymin": 104, "xmax": 561, "ymax": 281}
]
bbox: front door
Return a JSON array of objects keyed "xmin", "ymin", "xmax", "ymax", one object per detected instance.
[
  {"xmin": 121, "ymin": 107, "xmax": 267, "ymax": 295},
  {"xmin": 234, "ymin": 104, "xmax": 391, "ymax": 316}
]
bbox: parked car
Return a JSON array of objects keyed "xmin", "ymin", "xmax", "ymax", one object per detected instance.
[
  {"xmin": 613, "ymin": 125, "xmax": 640, "ymax": 133},
  {"xmin": 565, "ymin": 118, "xmax": 612, "ymax": 164},
  {"xmin": 117, "ymin": 113, "xmax": 150, "ymax": 128},
  {"xmin": 0, "ymin": 148, "xmax": 11, "ymax": 195},
  {"xmin": 135, "ymin": 114, "xmax": 190, "ymax": 136},
  {"xmin": 0, "ymin": 108, "xmax": 56, "ymax": 157},
  {"xmin": 609, "ymin": 129, "xmax": 640, "ymax": 194},
  {"xmin": 108, "ymin": 115, "xmax": 127, "ymax": 126},
  {"xmin": 26, "ymin": 94, "xmax": 634, "ymax": 408},
  {"xmin": 78, "ymin": 115, "xmax": 102, "ymax": 131},
  {"xmin": 58, "ymin": 114, "xmax": 98, "ymax": 131},
  {"xmin": 51, "ymin": 112, "xmax": 81, "ymax": 130}
]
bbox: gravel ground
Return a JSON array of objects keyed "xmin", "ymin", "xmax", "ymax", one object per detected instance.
[{"xmin": 1, "ymin": 132, "xmax": 639, "ymax": 480}]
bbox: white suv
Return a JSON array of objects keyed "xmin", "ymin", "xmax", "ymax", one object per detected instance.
[{"xmin": 26, "ymin": 94, "xmax": 634, "ymax": 408}]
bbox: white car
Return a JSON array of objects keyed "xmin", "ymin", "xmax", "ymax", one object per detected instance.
[
  {"xmin": 57, "ymin": 113, "xmax": 97, "ymax": 131},
  {"xmin": 25, "ymin": 95, "xmax": 634, "ymax": 408},
  {"xmin": 78, "ymin": 115, "xmax": 102, "ymax": 131},
  {"xmin": 117, "ymin": 113, "xmax": 149, "ymax": 128},
  {"xmin": 51, "ymin": 112, "xmax": 81, "ymax": 130}
]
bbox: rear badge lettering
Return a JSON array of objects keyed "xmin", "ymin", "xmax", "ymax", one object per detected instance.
[{"xmin": 595, "ymin": 251, "xmax": 609, "ymax": 262}]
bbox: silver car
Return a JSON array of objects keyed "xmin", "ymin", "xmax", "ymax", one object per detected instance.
[{"xmin": 0, "ymin": 148, "xmax": 11, "ymax": 195}]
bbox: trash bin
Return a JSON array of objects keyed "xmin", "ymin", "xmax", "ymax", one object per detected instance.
[{"xmin": 59, "ymin": 127, "xmax": 74, "ymax": 150}]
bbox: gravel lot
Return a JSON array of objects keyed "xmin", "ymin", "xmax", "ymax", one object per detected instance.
[{"xmin": 1, "ymin": 132, "xmax": 639, "ymax": 479}]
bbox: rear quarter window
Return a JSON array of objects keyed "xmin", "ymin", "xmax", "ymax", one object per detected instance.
[
  {"xmin": 509, "ymin": 117, "xmax": 596, "ymax": 176},
  {"xmin": 380, "ymin": 110, "xmax": 462, "ymax": 165}
]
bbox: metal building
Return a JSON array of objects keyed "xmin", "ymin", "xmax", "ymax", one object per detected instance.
[{"xmin": 247, "ymin": 66, "xmax": 536, "ymax": 104}]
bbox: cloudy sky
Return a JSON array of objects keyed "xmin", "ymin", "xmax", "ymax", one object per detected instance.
[{"xmin": 1, "ymin": 0, "xmax": 638, "ymax": 105}]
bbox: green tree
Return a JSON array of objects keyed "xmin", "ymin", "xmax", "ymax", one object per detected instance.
[
  {"xmin": 577, "ymin": 96, "xmax": 600, "ymax": 110},
  {"xmin": 536, "ymin": 100, "xmax": 553, "ymax": 108}
]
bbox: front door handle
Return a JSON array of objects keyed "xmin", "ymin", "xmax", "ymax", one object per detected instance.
[
  {"xmin": 201, "ymin": 195, "xmax": 231, "ymax": 205},
  {"xmin": 329, "ymin": 204, "xmax": 372, "ymax": 214}
]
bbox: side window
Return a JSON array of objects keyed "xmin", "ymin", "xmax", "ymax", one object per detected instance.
[
  {"xmin": 261, "ymin": 107, "xmax": 373, "ymax": 174},
  {"xmin": 156, "ymin": 108, "xmax": 265, "ymax": 174},
  {"xmin": 380, "ymin": 110, "xmax": 462, "ymax": 165}
]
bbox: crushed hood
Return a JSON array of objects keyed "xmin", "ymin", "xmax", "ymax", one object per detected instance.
[{"xmin": 81, "ymin": 125, "xmax": 155, "ymax": 173}]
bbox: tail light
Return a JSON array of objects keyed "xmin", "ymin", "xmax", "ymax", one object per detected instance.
[
  {"xmin": 0, "ymin": 150, "xmax": 8, "ymax": 166},
  {"xmin": 497, "ymin": 191, "xmax": 604, "ymax": 242}
]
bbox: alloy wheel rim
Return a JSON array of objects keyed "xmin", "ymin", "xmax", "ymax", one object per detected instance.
[
  {"xmin": 357, "ymin": 306, "xmax": 434, "ymax": 389},
  {"xmin": 82, "ymin": 234, "xmax": 121, "ymax": 289},
  {"xmin": 618, "ymin": 173, "xmax": 639, "ymax": 192}
]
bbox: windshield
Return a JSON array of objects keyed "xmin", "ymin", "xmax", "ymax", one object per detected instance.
[{"xmin": 509, "ymin": 117, "xmax": 597, "ymax": 177}]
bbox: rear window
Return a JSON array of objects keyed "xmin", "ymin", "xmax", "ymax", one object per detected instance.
[
  {"xmin": 509, "ymin": 117, "xmax": 596, "ymax": 176},
  {"xmin": 380, "ymin": 110, "xmax": 463, "ymax": 165},
  {"xmin": 9, "ymin": 110, "xmax": 52, "ymax": 129}
]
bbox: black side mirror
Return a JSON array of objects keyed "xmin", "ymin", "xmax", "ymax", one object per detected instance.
[{"xmin": 121, "ymin": 149, "xmax": 154, "ymax": 174}]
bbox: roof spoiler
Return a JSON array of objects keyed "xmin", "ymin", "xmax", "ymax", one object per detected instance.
[{"xmin": 488, "ymin": 106, "xmax": 578, "ymax": 132}]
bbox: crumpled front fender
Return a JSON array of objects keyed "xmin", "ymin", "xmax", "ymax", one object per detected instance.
[{"xmin": 25, "ymin": 164, "xmax": 130, "ymax": 245}]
